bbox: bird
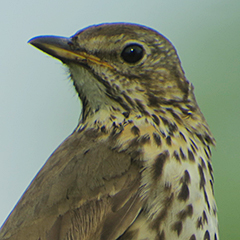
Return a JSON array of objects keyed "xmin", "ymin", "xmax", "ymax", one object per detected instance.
[{"xmin": 0, "ymin": 23, "xmax": 219, "ymax": 240}]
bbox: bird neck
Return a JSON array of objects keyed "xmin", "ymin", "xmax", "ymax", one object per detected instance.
[
  {"xmin": 76, "ymin": 96, "xmax": 214, "ymax": 147},
  {"xmin": 69, "ymin": 62, "xmax": 213, "ymax": 146}
]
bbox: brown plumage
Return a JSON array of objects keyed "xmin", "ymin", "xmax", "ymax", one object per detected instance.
[{"xmin": 0, "ymin": 23, "xmax": 219, "ymax": 240}]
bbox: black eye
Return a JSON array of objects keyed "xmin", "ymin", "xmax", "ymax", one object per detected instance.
[{"xmin": 121, "ymin": 44, "xmax": 144, "ymax": 63}]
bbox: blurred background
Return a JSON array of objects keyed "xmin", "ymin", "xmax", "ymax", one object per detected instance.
[{"xmin": 0, "ymin": 0, "xmax": 239, "ymax": 238}]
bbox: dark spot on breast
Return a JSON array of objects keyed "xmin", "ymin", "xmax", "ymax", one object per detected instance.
[
  {"xmin": 190, "ymin": 144, "xmax": 196, "ymax": 154},
  {"xmin": 159, "ymin": 109, "xmax": 166, "ymax": 114},
  {"xmin": 122, "ymin": 92, "xmax": 135, "ymax": 107},
  {"xmin": 111, "ymin": 106, "xmax": 119, "ymax": 111},
  {"xmin": 169, "ymin": 110, "xmax": 182, "ymax": 124},
  {"xmin": 204, "ymin": 148, "xmax": 210, "ymax": 159},
  {"xmin": 196, "ymin": 133, "xmax": 206, "ymax": 145},
  {"xmin": 197, "ymin": 216, "xmax": 203, "ymax": 229},
  {"xmin": 210, "ymin": 180, "xmax": 214, "ymax": 195},
  {"xmin": 122, "ymin": 111, "xmax": 129, "ymax": 118},
  {"xmin": 207, "ymin": 145, "xmax": 212, "ymax": 156},
  {"xmin": 213, "ymin": 205, "xmax": 217, "ymax": 216},
  {"xmin": 204, "ymin": 230, "xmax": 210, "ymax": 240},
  {"xmin": 179, "ymin": 132, "xmax": 187, "ymax": 142},
  {"xmin": 160, "ymin": 116, "xmax": 169, "ymax": 125},
  {"xmin": 139, "ymin": 134, "xmax": 150, "ymax": 144},
  {"xmin": 166, "ymin": 136, "xmax": 171, "ymax": 146},
  {"xmin": 179, "ymin": 148, "xmax": 186, "ymax": 160},
  {"xmin": 188, "ymin": 149, "xmax": 195, "ymax": 161},
  {"xmin": 153, "ymin": 151, "xmax": 169, "ymax": 180},
  {"xmin": 101, "ymin": 126, "xmax": 107, "ymax": 133},
  {"xmin": 204, "ymin": 189, "xmax": 211, "ymax": 211},
  {"xmin": 202, "ymin": 210, "xmax": 208, "ymax": 224},
  {"xmin": 110, "ymin": 114, "xmax": 117, "ymax": 120},
  {"xmin": 131, "ymin": 125, "xmax": 140, "ymax": 136},
  {"xmin": 214, "ymin": 233, "xmax": 218, "ymax": 240},
  {"xmin": 180, "ymin": 106, "xmax": 189, "ymax": 115},
  {"xmin": 207, "ymin": 161, "xmax": 214, "ymax": 180},
  {"xmin": 190, "ymin": 138, "xmax": 198, "ymax": 150},
  {"xmin": 172, "ymin": 221, "xmax": 183, "ymax": 236},
  {"xmin": 198, "ymin": 164, "xmax": 206, "ymax": 189},
  {"xmin": 178, "ymin": 204, "xmax": 193, "ymax": 220},
  {"xmin": 147, "ymin": 93, "xmax": 160, "ymax": 107},
  {"xmin": 180, "ymin": 170, "xmax": 191, "ymax": 184},
  {"xmin": 153, "ymin": 132, "xmax": 162, "ymax": 146},
  {"xmin": 111, "ymin": 127, "xmax": 117, "ymax": 136},
  {"xmin": 111, "ymin": 122, "xmax": 124, "ymax": 136},
  {"xmin": 106, "ymin": 93, "xmax": 131, "ymax": 111},
  {"xmin": 178, "ymin": 183, "xmax": 189, "ymax": 201},
  {"xmin": 160, "ymin": 130, "xmax": 166, "ymax": 137},
  {"xmin": 135, "ymin": 99, "xmax": 150, "ymax": 115},
  {"xmin": 173, "ymin": 150, "xmax": 180, "ymax": 162},
  {"xmin": 186, "ymin": 104, "xmax": 196, "ymax": 111},
  {"xmin": 168, "ymin": 122, "xmax": 178, "ymax": 134},
  {"xmin": 135, "ymin": 86, "xmax": 145, "ymax": 92},
  {"xmin": 189, "ymin": 234, "xmax": 196, "ymax": 240},
  {"xmin": 152, "ymin": 114, "xmax": 160, "ymax": 125},
  {"xmin": 200, "ymin": 157, "xmax": 207, "ymax": 169},
  {"xmin": 205, "ymin": 135, "xmax": 214, "ymax": 145}
]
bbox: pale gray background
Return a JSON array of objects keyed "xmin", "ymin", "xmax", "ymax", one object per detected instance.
[{"xmin": 0, "ymin": 1, "xmax": 239, "ymax": 239}]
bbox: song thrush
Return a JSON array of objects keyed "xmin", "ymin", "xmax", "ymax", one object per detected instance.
[{"xmin": 0, "ymin": 23, "xmax": 219, "ymax": 240}]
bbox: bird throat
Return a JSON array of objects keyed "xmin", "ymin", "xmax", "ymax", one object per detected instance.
[{"xmin": 68, "ymin": 63, "xmax": 118, "ymax": 122}]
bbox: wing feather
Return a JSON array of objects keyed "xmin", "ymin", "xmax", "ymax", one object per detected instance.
[{"xmin": 0, "ymin": 129, "xmax": 142, "ymax": 240}]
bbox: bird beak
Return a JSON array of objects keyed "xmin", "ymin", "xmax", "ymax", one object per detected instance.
[{"xmin": 28, "ymin": 35, "xmax": 114, "ymax": 69}]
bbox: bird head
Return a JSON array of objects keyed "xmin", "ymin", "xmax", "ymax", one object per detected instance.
[{"xmin": 29, "ymin": 23, "xmax": 193, "ymax": 124}]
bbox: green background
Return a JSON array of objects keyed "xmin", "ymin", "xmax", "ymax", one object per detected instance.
[{"xmin": 0, "ymin": 1, "xmax": 239, "ymax": 239}]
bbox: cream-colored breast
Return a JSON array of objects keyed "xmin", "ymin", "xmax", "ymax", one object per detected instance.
[{"xmin": 112, "ymin": 110, "xmax": 218, "ymax": 240}]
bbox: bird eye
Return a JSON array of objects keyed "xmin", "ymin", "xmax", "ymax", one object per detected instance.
[{"xmin": 121, "ymin": 44, "xmax": 144, "ymax": 64}]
